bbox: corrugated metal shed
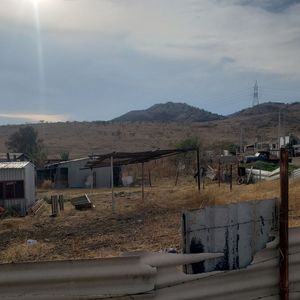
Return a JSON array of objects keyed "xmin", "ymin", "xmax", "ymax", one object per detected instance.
[
  {"xmin": 44, "ymin": 158, "xmax": 115, "ymax": 188},
  {"xmin": 0, "ymin": 161, "xmax": 35, "ymax": 216},
  {"xmin": 0, "ymin": 162, "xmax": 31, "ymax": 169}
]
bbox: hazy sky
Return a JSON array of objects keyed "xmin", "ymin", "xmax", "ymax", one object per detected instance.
[{"xmin": 1, "ymin": 0, "xmax": 300, "ymax": 124}]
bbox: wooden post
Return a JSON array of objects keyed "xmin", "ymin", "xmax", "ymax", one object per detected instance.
[
  {"xmin": 175, "ymin": 168, "xmax": 179, "ymax": 186},
  {"xmin": 148, "ymin": 169, "xmax": 152, "ymax": 187},
  {"xmin": 279, "ymin": 148, "xmax": 289, "ymax": 300},
  {"xmin": 230, "ymin": 164, "xmax": 233, "ymax": 191},
  {"xmin": 90, "ymin": 168, "xmax": 93, "ymax": 190},
  {"xmin": 218, "ymin": 160, "xmax": 221, "ymax": 187},
  {"xmin": 58, "ymin": 195, "xmax": 64, "ymax": 211},
  {"xmin": 196, "ymin": 148, "xmax": 200, "ymax": 192},
  {"xmin": 51, "ymin": 195, "xmax": 55, "ymax": 216},
  {"xmin": 142, "ymin": 162, "xmax": 144, "ymax": 202},
  {"xmin": 51, "ymin": 195, "xmax": 58, "ymax": 216},
  {"xmin": 111, "ymin": 156, "xmax": 115, "ymax": 213}
]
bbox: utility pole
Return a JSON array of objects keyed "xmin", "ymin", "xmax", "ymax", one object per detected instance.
[
  {"xmin": 240, "ymin": 127, "xmax": 243, "ymax": 153},
  {"xmin": 279, "ymin": 148, "xmax": 289, "ymax": 300}
]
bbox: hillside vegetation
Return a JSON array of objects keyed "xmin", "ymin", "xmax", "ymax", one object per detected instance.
[
  {"xmin": 0, "ymin": 102, "xmax": 299, "ymax": 158},
  {"xmin": 112, "ymin": 102, "xmax": 224, "ymax": 122}
]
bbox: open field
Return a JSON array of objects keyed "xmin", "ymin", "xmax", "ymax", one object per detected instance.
[{"xmin": 0, "ymin": 178, "xmax": 300, "ymax": 264}]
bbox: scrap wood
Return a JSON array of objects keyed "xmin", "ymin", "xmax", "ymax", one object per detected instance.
[
  {"xmin": 206, "ymin": 165, "xmax": 217, "ymax": 180},
  {"xmin": 70, "ymin": 194, "xmax": 94, "ymax": 210},
  {"xmin": 30, "ymin": 200, "xmax": 45, "ymax": 216}
]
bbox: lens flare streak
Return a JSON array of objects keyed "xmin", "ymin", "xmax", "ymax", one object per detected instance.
[{"xmin": 32, "ymin": 0, "xmax": 46, "ymax": 111}]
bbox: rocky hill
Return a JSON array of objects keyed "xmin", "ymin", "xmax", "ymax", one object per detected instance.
[
  {"xmin": 0, "ymin": 102, "xmax": 299, "ymax": 157},
  {"xmin": 112, "ymin": 102, "xmax": 224, "ymax": 122}
]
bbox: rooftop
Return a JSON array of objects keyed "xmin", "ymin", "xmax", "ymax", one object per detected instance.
[
  {"xmin": 0, "ymin": 161, "xmax": 31, "ymax": 169},
  {"xmin": 84, "ymin": 148, "xmax": 197, "ymax": 169}
]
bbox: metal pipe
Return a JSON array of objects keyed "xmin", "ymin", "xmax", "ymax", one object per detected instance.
[
  {"xmin": 111, "ymin": 156, "xmax": 115, "ymax": 213},
  {"xmin": 196, "ymin": 148, "xmax": 200, "ymax": 192},
  {"xmin": 142, "ymin": 162, "xmax": 144, "ymax": 202},
  {"xmin": 279, "ymin": 148, "xmax": 289, "ymax": 300},
  {"xmin": 218, "ymin": 160, "xmax": 221, "ymax": 187},
  {"xmin": 230, "ymin": 165, "xmax": 232, "ymax": 191}
]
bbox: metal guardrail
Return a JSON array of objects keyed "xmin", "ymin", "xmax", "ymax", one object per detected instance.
[{"xmin": 0, "ymin": 228, "xmax": 300, "ymax": 299}]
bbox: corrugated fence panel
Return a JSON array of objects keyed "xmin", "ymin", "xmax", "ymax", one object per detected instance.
[{"xmin": 182, "ymin": 199, "xmax": 277, "ymax": 273}]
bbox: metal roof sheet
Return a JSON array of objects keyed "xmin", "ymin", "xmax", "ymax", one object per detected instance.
[
  {"xmin": 45, "ymin": 157, "xmax": 89, "ymax": 168},
  {"xmin": 0, "ymin": 161, "xmax": 31, "ymax": 169},
  {"xmin": 84, "ymin": 148, "xmax": 197, "ymax": 169}
]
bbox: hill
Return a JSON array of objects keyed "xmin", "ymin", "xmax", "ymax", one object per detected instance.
[
  {"xmin": 0, "ymin": 102, "xmax": 299, "ymax": 158},
  {"xmin": 112, "ymin": 102, "xmax": 224, "ymax": 122},
  {"xmin": 228, "ymin": 102, "xmax": 300, "ymax": 130}
]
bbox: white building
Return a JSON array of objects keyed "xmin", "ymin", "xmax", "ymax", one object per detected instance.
[
  {"xmin": 0, "ymin": 162, "xmax": 35, "ymax": 216},
  {"xmin": 42, "ymin": 158, "xmax": 121, "ymax": 188}
]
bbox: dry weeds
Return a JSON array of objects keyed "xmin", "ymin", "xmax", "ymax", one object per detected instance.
[{"xmin": 0, "ymin": 178, "xmax": 299, "ymax": 264}]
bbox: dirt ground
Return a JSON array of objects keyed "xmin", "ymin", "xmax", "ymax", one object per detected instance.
[{"xmin": 1, "ymin": 178, "xmax": 300, "ymax": 264}]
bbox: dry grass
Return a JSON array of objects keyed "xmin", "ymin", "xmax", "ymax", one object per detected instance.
[
  {"xmin": 2, "ymin": 242, "xmax": 55, "ymax": 263},
  {"xmin": 0, "ymin": 178, "xmax": 299, "ymax": 264},
  {"xmin": 0, "ymin": 114, "xmax": 299, "ymax": 157}
]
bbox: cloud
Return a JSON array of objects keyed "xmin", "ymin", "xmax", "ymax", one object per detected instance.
[
  {"xmin": 0, "ymin": 0, "xmax": 300, "ymax": 121},
  {"xmin": 1, "ymin": 0, "xmax": 300, "ymax": 78},
  {"xmin": 0, "ymin": 113, "xmax": 70, "ymax": 123},
  {"xmin": 230, "ymin": 0, "xmax": 300, "ymax": 13}
]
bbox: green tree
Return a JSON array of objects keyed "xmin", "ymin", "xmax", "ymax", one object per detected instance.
[
  {"xmin": 6, "ymin": 126, "xmax": 46, "ymax": 166},
  {"xmin": 60, "ymin": 151, "xmax": 70, "ymax": 161}
]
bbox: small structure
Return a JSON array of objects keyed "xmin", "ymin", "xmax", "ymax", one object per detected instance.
[
  {"xmin": 84, "ymin": 148, "xmax": 198, "ymax": 213},
  {"xmin": 39, "ymin": 157, "xmax": 121, "ymax": 188},
  {"xmin": 0, "ymin": 152, "xmax": 30, "ymax": 162},
  {"xmin": 0, "ymin": 162, "xmax": 35, "ymax": 216}
]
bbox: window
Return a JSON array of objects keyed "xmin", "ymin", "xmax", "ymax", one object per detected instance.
[{"xmin": 0, "ymin": 181, "xmax": 24, "ymax": 199}]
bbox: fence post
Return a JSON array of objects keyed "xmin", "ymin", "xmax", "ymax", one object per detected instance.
[
  {"xmin": 196, "ymin": 148, "xmax": 200, "ymax": 192},
  {"xmin": 148, "ymin": 169, "xmax": 152, "ymax": 187},
  {"xmin": 58, "ymin": 195, "xmax": 64, "ymax": 211},
  {"xmin": 218, "ymin": 160, "xmax": 221, "ymax": 187},
  {"xmin": 279, "ymin": 148, "xmax": 289, "ymax": 300},
  {"xmin": 51, "ymin": 195, "xmax": 58, "ymax": 216},
  {"xmin": 230, "ymin": 164, "xmax": 232, "ymax": 191}
]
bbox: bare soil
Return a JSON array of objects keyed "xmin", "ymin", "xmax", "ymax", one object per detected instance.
[{"xmin": 1, "ymin": 178, "xmax": 300, "ymax": 264}]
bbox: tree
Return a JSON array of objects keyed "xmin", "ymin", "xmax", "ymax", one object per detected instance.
[
  {"xmin": 60, "ymin": 151, "xmax": 70, "ymax": 161},
  {"xmin": 6, "ymin": 126, "xmax": 46, "ymax": 166}
]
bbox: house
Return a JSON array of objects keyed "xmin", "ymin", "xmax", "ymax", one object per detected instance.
[
  {"xmin": 0, "ymin": 153, "xmax": 30, "ymax": 162},
  {"xmin": 0, "ymin": 162, "xmax": 35, "ymax": 216},
  {"xmin": 38, "ymin": 157, "xmax": 121, "ymax": 188}
]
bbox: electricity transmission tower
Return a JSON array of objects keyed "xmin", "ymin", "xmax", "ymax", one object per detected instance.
[{"xmin": 253, "ymin": 80, "xmax": 259, "ymax": 106}]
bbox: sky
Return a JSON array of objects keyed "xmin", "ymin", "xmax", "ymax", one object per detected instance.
[{"xmin": 0, "ymin": 0, "xmax": 300, "ymax": 124}]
